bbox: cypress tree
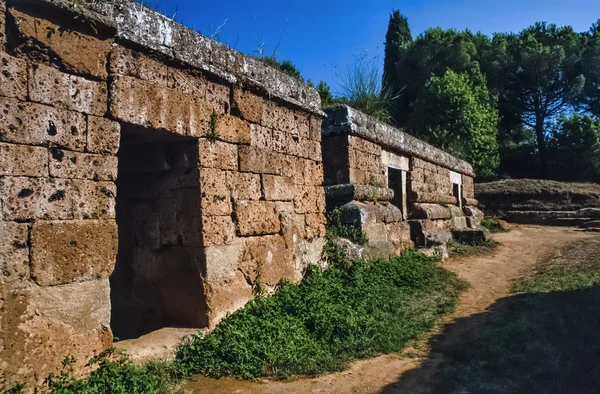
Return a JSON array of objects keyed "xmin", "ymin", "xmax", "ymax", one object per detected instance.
[{"xmin": 382, "ymin": 10, "xmax": 412, "ymax": 91}]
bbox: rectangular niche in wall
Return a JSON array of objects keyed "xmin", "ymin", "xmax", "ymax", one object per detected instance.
[
  {"xmin": 110, "ymin": 125, "xmax": 208, "ymax": 340},
  {"xmin": 450, "ymin": 171, "xmax": 463, "ymax": 209},
  {"xmin": 382, "ymin": 151, "xmax": 408, "ymax": 220}
]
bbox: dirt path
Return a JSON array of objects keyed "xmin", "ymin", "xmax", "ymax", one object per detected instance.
[{"xmin": 179, "ymin": 225, "xmax": 595, "ymax": 394}]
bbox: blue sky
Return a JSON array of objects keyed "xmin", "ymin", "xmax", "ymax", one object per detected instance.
[{"xmin": 146, "ymin": 0, "xmax": 600, "ymax": 94}]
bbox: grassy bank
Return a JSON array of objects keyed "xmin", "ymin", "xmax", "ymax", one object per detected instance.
[{"xmin": 175, "ymin": 250, "xmax": 467, "ymax": 379}]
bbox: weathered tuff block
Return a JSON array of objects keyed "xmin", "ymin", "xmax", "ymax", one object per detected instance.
[
  {"xmin": 199, "ymin": 168, "xmax": 231, "ymax": 216},
  {"xmin": 0, "ymin": 53, "xmax": 27, "ymax": 100},
  {"xmin": 0, "ymin": 279, "xmax": 112, "ymax": 386},
  {"xmin": 294, "ymin": 185, "xmax": 326, "ymax": 214},
  {"xmin": 201, "ymin": 215, "xmax": 236, "ymax": 246},
  {"xmin": 8, "ymin": 8, "xmax": 113, "ymax": 79},
  {"xmin": 262, "ymin": 175, "xmax": 295, "ymax": 201},
  {"xmin": 238, "ymin": 146, "xmax": 283, "ymax": 175},
  {"xmin": 233, "ymin": 87, "xmax": 263, "ymax": 124},
  {"xmin": 240, "ymin": 235, "xmax": 295, "ymax": 285},
  {"xmin": 87, "ymin": 116, "xmax": 120, "ymax": 155},
  {"xmin": 73, "ymin": 180, "xmax": 116, "ymax": 220},
  {"xmin": 0, "ymin": 143, "xmax": 48, "ymax": 177},
  {"xmin": 0, "ymin": 221, "xmax": 30, "ymax": 289},
  {"xmin": 0, "ymin": 97, "xmax": 87, "ymax": 151},
  {"xmin": 0, "ymin": 0, "xmax": 5, "ymax": 49},
  {"xmin": 30, "ymin": 220, "xmax": 118, "ymax": 286},
  {"xmin": 226, "ymin": 172, "xmax": 262, "ymax": 200},
  {"xmin": 234, "ymin": 200, "xmax": 281, "ymax": 236},
  {"xmin": 0, "ymin": 176, "xmax": 73, "ymax": 220},
  {"xmin": 109, "ymin": 75, "xmax": 213, "ymax": 137},
  {"xmin": 29, "ymin": 64, "xmax": 108, "ymax": 116},
  {"xmin": 49, "ymin": 149, "xmax": 118, "ymax": 181},
  {"xmin": 198, "ymin": 139, "xmax": 238, "ymax": 170},
  {"xmin": 214, "ymin": 114, "xmax": 252, "ymax": 145}
]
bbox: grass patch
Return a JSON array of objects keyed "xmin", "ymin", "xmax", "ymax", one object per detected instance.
[
  {"xmin": 513, "ymin": 237, "xmax": 600, "ymax": 293},
  {"xmin": 2, "ymin": 349, "xmax": 179, "ymax": 394},
  {"xmin": 448, "ymin": 238, "xmax": 500, "ymax": 257},
  {"xmin": 407, "ymin": 237, "xmax": 600, "ymax": 394},
  {"xmin": 174, "ymin": 250, "xmax": 467, "ymax": 379},
  {"xmin": 480, "ymin": 217, "xmax": 510, "ymax": 233}
]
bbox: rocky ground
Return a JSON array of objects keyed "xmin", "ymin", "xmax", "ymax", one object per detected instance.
[{"xmin": 179, "ymin": 225, "xmax": 595, "ymax": 393}]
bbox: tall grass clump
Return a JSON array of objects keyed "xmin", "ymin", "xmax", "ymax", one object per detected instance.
[
  {"xmin": 174, "ymin": 250, "xmax": 467, "ymax": 379},
  {"xmin": 336, "ymin": 54, "xmax": 399, "ymax": 122}
]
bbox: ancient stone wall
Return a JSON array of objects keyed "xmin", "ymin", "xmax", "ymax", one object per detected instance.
[
  {"xmin": 0, "ymin": 0, "xmax": 325, "ymax": 385},
  {"xmin": 322, "ymin": 106, "xmax": 484, "ymax": 259}
]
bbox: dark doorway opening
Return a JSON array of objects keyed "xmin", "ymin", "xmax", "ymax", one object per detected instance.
[
  {"xmin": 453, "ymin": 183, "xmax": 462, "ymax": 209},
  {"xmin": 110, "ymin": 125, "xmax": 207, "ymax": 340},
  {"xmin": 388, "ymin": 167, "xmax": 406, "ymax": 219}
]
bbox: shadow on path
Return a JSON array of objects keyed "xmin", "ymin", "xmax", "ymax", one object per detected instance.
[{"xmin": 381, "ymin": 287, "xmax": 600, "ymax": 394}]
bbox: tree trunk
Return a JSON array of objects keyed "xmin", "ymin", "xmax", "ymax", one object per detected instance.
[{"xmin": 535, "ymin": 115, "xmax": 548, "ymax": 178}]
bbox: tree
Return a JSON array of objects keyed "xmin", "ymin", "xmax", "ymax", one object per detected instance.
[
  {"xmin": 382, "ymin": 10, "xmax": 412, "ymax": 98},
  {"xmin": 409, "ymin": 67, "xmax": 500, "ymax": 179},
  {"xmin": 582, "ymin": 20, "xmax": 600, "ymax": 116},
  {"xmin": 497, "ymin": 23, "xmax": 585, "ymax": 177},
  {"xmin": 548, "ymin": 114, "xmax": 600, "ymax": 181},
  {"xmin": 391, "ymin": 28, "xmax": 489, "ymax": 126}
]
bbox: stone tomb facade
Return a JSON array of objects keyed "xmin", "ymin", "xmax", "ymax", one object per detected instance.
[
  {"xmin": 322, "ymin": 106, "xmax": 484, "ymax": 259},
  {"xmin": 0, "ymin": 0, "xmax": 325, "ymax": 384}
]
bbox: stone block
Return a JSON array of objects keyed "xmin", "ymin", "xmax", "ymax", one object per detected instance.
[
  {"xmin": 109, "ymin": 46, "xmax": 169, "ymax": 84},
  {"xmin": 0, "ymin": 176, "xmax": 73, "ymax": 220},
  {"xmin": 325, "ymin": 184, "xmax": 394, "ymax": 203},
  {"xmin": 302, "ymin": 138, "xmax": 322, "ymax": 161},
  {"xmin": 250, "ymin": 124, "xmax": 272, "ymax": 150},
  {"xmin": 205, "ymin": 80, "xmax": 231, "ymax": 114},
  {"xmin": 0, "ymin": 53, "xmax": 27, "ymax": 99},
  {"xmin": 109, "ymin": 75, "xmax": 213, "ymax": 137},
  {"xmin": 262, "ymin": 175, "xmax": 295, "ymax": 201},
  {"xmin": 348, "ymin": 135, "xmax": 381, "ymax": 155},
  {"xmin": 410, "ymin": 203, "xmax": 452, "ymax": 220},
  {"xmin": 0, "ymin": 221, "xmax": 30, "ymax": 289},
  {"xmin": 204, "ymin": 271, "xmax": 253, "ymax": 329},
  {"xmin": 452, "ymin": 229, "xmax": 488, "ymax": 245},
  {"xmin": 303, "ymin": 159, "xmax": 324, "ymax": 186},
  {"xmin": 87, "ymin": 116, "xmax": 120, "ymax": 155},
  {"xmin": 305, "ymin": 212, "xmax": 326, "ymax": 240},
  {"xmin": 295, "ymin": 112, "xmax": 310, "ymax": 139},
  {"xmin": 198, "ymin": 139, "xmax": 238, "ymax": 170},
  {"xmin": 226, "ymin": 171, "xmax": 262, "ymax": 200},
  {"xmin": 203, "ymin": 239, "xmax": 245, "ymax": 281},
  {"xmin": 407, "ymin": 191, "xmax": 457, "ymax": 205},
  {"xmin": 0, "ymin": 0, "xmax": 5, "ymax": 49},
  {"xmin": 294, "ymin": 185, "xmax": 325, "ymax": 214},
  {"xmin": 308, "ymin": 115, "xmax": 322, "ymax": 142},
  {"xmin": 463, "ymin": 206, "xmax": 484, "ymax": 218},
  {"xmin": 240, "ymin": 235, "xmax": 294, "ymax": 286},
  {"xmin": 30, "ymin": 220, "xmax": 118, "ymax": 286},
  {"xmin": 0, "ymin": 143, "xmax": 48, "ymax": 177},
  {"xmin": 386, "ymin": 222, "xmax": 414, "ymax": 252},
  {"xmin": 234, "ymin": 200, "xmax": 281, "ymax": 236},
  {"xmin": 214, "ymin": 114, "xmax": 252, "ymax": 145},
  {"xmin": 0, "ymin": 279, "xmax": 113, "ymax": 385},
  {"xmin": 238, "ymin": 146, "xmax": 283, "ymax": 175},
  {"xmin": 261, "ymin": 101, "xmax": 297, "ymax": 134},
  {"xmin": 168, "ymin": 67, "xmax": 207, "ymax": 96},
  {"xmin": 233, "ymin": 87, "xmax": 264, "ymax": 124},
  {"xmin": 451, "ymin": 216, "xmax": 468, "ymax": 230},
  {"xmin": 0, "ymin": 97, "xmax": 87, "ymax": 151},
  {"xmin": 29, "ymin": 63, "xmax": 107, "ymax": 116},
  {"xmin": 9, "ymin": 8, "xmax": 113, "ymax": 79},
  {"xmin": 73, "ymin": 180, "xmax": 116, "ymax": 220},
  {"xmin": 201, "ymin": 215, "xmax": 236, "ymax": 246},
  {"xmin": 349, "ymin": 168, "xmax": 386, "ymax": 186},
  {"xmin": 271, "ymin": 128, "xmax": 302, "ymax": 156},
  {"xmin": 199, "ymin": 168, "xmax": 231, "ymax": 216},
  {"xmin": 49, "ymin": 149, "xmax": 118, "ymax": 181}
]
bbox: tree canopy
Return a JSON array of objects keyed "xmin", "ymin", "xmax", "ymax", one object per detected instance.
[{"xmin": 383, "ymin": 16, "xmax": 600, "ymax": 181}]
